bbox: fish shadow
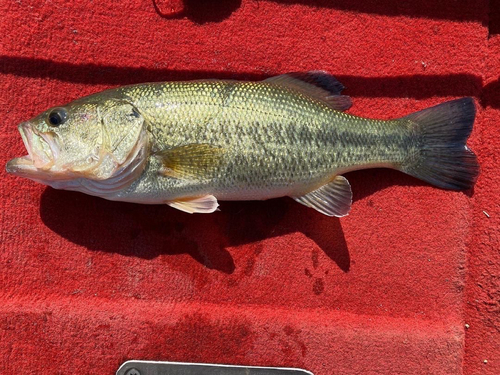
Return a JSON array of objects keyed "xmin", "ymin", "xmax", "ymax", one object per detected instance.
[
  {"xmin": 39, "ymin": 186, "xmax": 351, "ymax": 274},
  {"xmin": 38, "ymin": 167, "xmax": 451, "ymax": 274}
]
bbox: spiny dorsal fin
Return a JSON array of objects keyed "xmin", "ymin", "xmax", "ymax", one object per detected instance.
[
  {"xmin": 293, "ymin": 175, "xmax": 352, "ymax": 217},
  {"xmin": 167, "ymin": 195, "xmax": 219, "ymax": 214},
  {"xmin": 265, "ymin": 71, "xmax": 352, "ymax": 112},
  {"xmin": 155, "ymin": 143, "xmax": 224, "ymax": 180}
]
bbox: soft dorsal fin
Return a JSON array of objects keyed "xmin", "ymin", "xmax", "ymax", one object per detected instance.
[
  {"xmin": 167, "ymin": 195, "xmax": 219, "ymax": 214},
  {"xmin": 293, "ymin": 175, "xmax": 352, "ymax": 217},
  {"xmin": 265, "ymin": 71, "xmax": 352, "ymax": 112}
]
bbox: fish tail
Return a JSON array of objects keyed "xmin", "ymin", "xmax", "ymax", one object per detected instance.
[{"xmin": 400, "ymin": 97, "xmax": 479, "ymax": 190}]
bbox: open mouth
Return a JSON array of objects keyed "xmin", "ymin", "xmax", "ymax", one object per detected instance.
[
  {"xmin": 6, "ymin": 123, "xmax": 59, "ymax": 178},
  {"xmin": 19, "ymin": 122, "xmax": 58, "ymax": 169}
]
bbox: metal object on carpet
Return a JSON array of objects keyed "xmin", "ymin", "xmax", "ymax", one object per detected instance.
[{"xmin": 116, "ymin": 360, "xmax": 314, "ymax": 375}]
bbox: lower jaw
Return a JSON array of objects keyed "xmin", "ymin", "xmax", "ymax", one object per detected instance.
[
  {"xmin": 6, "ymin": 156, "xmax": 66, "ymax": 181},
  {"xmin": 6, "ymin": 156, "xmax": 42, "ymax": 178}
]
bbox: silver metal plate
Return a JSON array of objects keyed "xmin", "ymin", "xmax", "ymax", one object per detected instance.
[{"xmin": 117, "ymin": 361, "xmax": 314, "ymax": 375}]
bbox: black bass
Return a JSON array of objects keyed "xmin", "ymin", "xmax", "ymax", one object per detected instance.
[{"xmin": 6, "ymin": 72, "xmax": 479, "ymax": 216}]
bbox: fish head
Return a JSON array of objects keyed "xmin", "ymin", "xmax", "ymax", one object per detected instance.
[{"xmin": 6, "ymin": 95, "xmax": 148, "ymax": 186}]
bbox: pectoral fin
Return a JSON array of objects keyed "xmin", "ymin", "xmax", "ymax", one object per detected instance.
[
  {"xmin": 293, "ymin": 176, "xmax": 352, "ymax": 217},
  {"xmin": 167, "ymin": 195, "xmax": 219, "ymax": 214},
  {"xmin": 155, "ymin": 143, "xmax": 224, "ymax": 180}
]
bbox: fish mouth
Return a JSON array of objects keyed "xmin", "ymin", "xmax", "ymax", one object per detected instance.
[
  {"xmin": 20, "ymin": 122, "xmax": 59, "ymax": 169},
  {"xmin": 6, "ymin": 123, "xmax": 60, "ymax": 179}
]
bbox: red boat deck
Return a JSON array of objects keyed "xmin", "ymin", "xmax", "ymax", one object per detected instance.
[{"xmin": 1, "ymin": 1, "xmax": 498, "ymax": 374}]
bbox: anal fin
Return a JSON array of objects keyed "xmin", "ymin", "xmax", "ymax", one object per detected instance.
[
  {"xmin": 293, "ymin": 176, "xmax": 352, "ymax": 217},
  {"xmin": 167, "ymin": 195, "xmax": 219, "ymax": 214}
]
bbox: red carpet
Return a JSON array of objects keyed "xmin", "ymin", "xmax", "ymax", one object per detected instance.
[{"xmin": 1, "ymin": 1, "xmax": 498, "ymax": 374}]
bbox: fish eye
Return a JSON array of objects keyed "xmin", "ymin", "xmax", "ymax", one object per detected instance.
[{"xmin": 47, "ymin": 108, "xmax": 68, "ymax": 127}]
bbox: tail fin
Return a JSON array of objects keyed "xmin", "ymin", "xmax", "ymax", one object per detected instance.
[{"xmin": 401, "ymin": 97, "xmax": 479, "ymax": 190}]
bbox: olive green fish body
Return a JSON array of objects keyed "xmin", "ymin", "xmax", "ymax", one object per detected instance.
[
  {"xmin": 6, "ymin": 72, "xmax": 479, "ymax": 216},
  {"xmin": 115, "ymin": 81, "xmax": 408, "ymax": 201}
]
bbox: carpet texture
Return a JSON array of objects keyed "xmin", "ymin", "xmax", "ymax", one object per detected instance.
[{"xmin": 0, "ymin": 1, "xmax": 498, "ymax": 374}]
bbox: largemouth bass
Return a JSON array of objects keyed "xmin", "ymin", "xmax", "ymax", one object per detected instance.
[{"xmin": 6, "ymin": 72, "xmax": 479, "ymax": 216}]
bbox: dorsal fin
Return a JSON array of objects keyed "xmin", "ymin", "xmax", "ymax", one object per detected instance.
[{"xmin": 265, "ymin": 71, "xmax": 352, "ymax": 111}]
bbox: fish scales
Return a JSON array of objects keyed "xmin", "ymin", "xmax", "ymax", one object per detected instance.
[
  {"xmin": 6, "ymin": 72, "xmax": 479, "ymax": 216},
  {"xmin": 117, "ymin": 81, "xmax": 408, "ymax": 200}
]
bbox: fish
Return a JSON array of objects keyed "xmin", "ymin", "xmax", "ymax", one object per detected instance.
[{"xmin": 6, "ymin": 72, "xmax": 479, "ymax": 217}]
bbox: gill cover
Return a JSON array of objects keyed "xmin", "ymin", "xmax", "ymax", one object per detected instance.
[
  {"xmin": 70, "ymin": 97, "xmax": 150, "ymax": 197},
  {"xmin": 92, "ymin": 98, "xmax": 147, "ymax": 180}
]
